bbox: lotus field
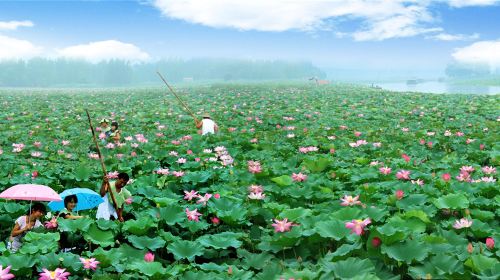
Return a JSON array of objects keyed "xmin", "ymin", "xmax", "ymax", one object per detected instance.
[{"xmin": 0, "ymin": 84, "xmax": 499, "ymax": 279}]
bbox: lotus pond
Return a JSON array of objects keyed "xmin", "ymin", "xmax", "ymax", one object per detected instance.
[{"xmin": 0, "ymin": 84, "xmax": 499, "ymax": 279}]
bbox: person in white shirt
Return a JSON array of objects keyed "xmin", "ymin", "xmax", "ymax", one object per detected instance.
[{"xmin": 196, "ymin": 113, "xmax": 219, "ymax": 135}]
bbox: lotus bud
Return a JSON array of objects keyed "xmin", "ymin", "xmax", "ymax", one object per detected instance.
[
  {"xmin": 486, "ymin": 238, "xmax": 494, "ymax": 250},
  {"xmin": 144, "ymin": 252, "xmax": 155, "ymax": 262}
]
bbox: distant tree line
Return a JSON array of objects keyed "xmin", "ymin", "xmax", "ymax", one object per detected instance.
[
  {"xmin": 445, "ymin": 62, "xmax": 492, "ymax": 79},
  {"xmin": 0, "ymin": 58, "xmax": 325, "ymax": 87}
]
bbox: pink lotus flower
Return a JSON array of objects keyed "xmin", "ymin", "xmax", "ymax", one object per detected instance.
[
  {"xmin": 171, "ymin": 140, "xmax": 181, "ymax": 145},
  {"xmin": 124, "ymin": 136, "xmax": 133, "ymax": 141},
  {"xmin": 402, "ymin": 154, "xmax": 410, "ymax": 163},
  {"xmin": 211, "ymin": 217, "xmax": 220, "ymax": 224},
  {"xmin": 442, "ymin": 173, "xmax": 451, "ymax": 182},
  {"xmin": 401, "ymin": 127, "xmax": 409, "ymax": 132},
  {"xmin": 292, "ymin": 172, "xmax": 307, "ymax": 182},
  {"xmin": 0, "ymin": 149, "xmax": 3, "ymax": 155},
  {"xmin": 339, "ymin": 125, "xmax": 348, "ymax": 130},
  {"xmin": 411, "ymin": 179, "xmax": 424, "ymax": 186},
  {"xmin": 34, "ymin": 141, "xmax": 42, "ymax": 148},
  {"xmin": 31, "ymin": 151, "xmax": 42, "ymax": 157},
  {"xmin": 0, "ymin": 265, "xmax": 14, "ymax": 280},
  {"xmin": 379, "ymin": 167, "xmax": 392, "ymax": 175},
  {"xmin": 12, "ymin": 143, "xmax": 25, "ymax": 153},
  {"xmin": 156, "ymin": 133, "xmax": 164, "ymax": 137},
  {"xmin": 480, "ymin": 144, "xmax": 485, "ymax": 150},
  {"xmin": 183, "ymin": 190, "xmax": 198, "ymax": 201},
  {"xmin": 466, "ymin": 138, "xmax": 475, "ymax": 144},
  {"xmin": 482, "ymin": 166, "xmax": 496, "ymax": 174},
  {"xmin": 248, "ymin": 185, "xmax": 264, "ymax": 194},
  {"xmin": 61, "ymin": 140, "xmax": 70, "ymax": 146},
  {"xmin": 467, "ymin": 243, "xmax": 474, "ymax": 253},
  {"xmin": 354, "ymin": 131, "xmax": 362, "ymax": 137},
  {"xmin": 196, "ymin": 194, "xmax": 212, "ymax": 206},
  {"xmin": 39, "ymin": 268, "xmax": 70, "ymax": 280},
  {"xmin": 486, "ymin": 237, "xmax": 495, "ymax": 250},
  {"xmin": 169, "ymin": 151, "xmax": 178, "ymax": 157},
  {"xmin": 444, "ymin": 130, "xmax": 452, "ymax": 136},
  {"xmin": 340, "ymin": 195, "xmax": 361, "ymax": 206},
  {"xmin": 371, "ymin": 237, "xmax": 382, "ymax": 247},
  {"xmin": 195, "ymin": 157, "xmax": 200, "ymax": 162},
  {"xmin": 395, "ymin": 190, "xmax": 404, "ymax": 200},
  {"xmin": 107, "ymin": 171, "xmax": 119, "ymax": 179},
  {"xmin": 453, "ymin": 218, "xmax": 473, "ymax": 229},
  {"xmin": 173, "ymin": 171, "xmax": 185, "ymax": 177},
  {"xmin": 460, "ymin": 166, "xmax": 475, "ymax": 173},
  {"xmin": 177, "ymin": 158, "xmax": 187, "ymax": 164},
  {"xmin": 44, "ymin": 218, "xmax": 58, "ymax": 229},
  {"xmin": 88, "ymin": 153, "xmax": 99, "ymax": 159},
  {"xmin": 185, "ymin": 208, "xmax": 202, "ymax": 222},
  {"xmin": 456, "ymin": 131, "xmax": 464, "ymax": 137},
  {"xmin": 330, "ymin": 148, "xmax": 335, "ymax": 153},
  {"xmin": 130, "ymin": 151, "xmax": 137, "ymax": 157},
  {"xmin": 419, "ymin": 139, "xmax": 426, "ymax": 145},
  {"xmin": 427, "ymin": 142, "xmax": 433, "ymax": 148},
  {"xmin": 248, "ymin": 192, "xmax": 266, "ymax": 200},
  {"xmin": 456, "ymin": 171, "xmax": 471, "ymax": 182},
  {"xmin": 187, "ymin": 150, "xmax": 193, "ymax": 155},
  {"xmin": 32, "ymin": 170, "xmax": 39, "ymax": 179},
  {"xmin": 214, "ymin": 193, "xmax": 220, "ymax": 199},
  {"xmin": 372, "ymin": 142, "xmax": 382, "ymax": 147},
  {"xmin": 105, "ymin": 143, "xmax": 115, "ymax": 149},
  {"xmin": 79, "ymin": 257, "xmax": 99, "ymax": 270},
  {"xmin": 98, "ymin": 133, "xmax": 106, "ymax": 140},
  {"xmin": 144, "ymin": 252, "xmax": 155, "ymax": 262},
  {"xmin": 396, "ymin": 170, "xmax": 411, "ymax": 180},
  {"xmin": 271, "ymin": 218, "xmax": 297, "ymax": 233},
  {"xmin": 131, "ymin": 143, "xmax": 139, "ymax": 148},
  {"xmin": 481, "ymin": 176, "xmax": 496, "ymax": 183},
  {"xmin": 125, "ymin": 197, "xmax": 133, "ymax": 205},
  {"xmin": 247, "ymin": 160, "xmax": 262, "ymax": 174},
  {"xmin": 345, "ymin": 218, "xmax": 371, "ymax": 235}
]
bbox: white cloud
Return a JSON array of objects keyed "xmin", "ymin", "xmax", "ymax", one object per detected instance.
[
  {"xmin": 429, "ymin": 32, "xmax": 479, "ymax": 41},
  {"xmin": 0, "ymin": 35, "xmax": 43, "ymax": 60},
  {"xmin": 446, "ymin": 0, "xmax": 500, "ymax": 7},
  {"xmin": 452, "ymin": 40, "xmax": 500, "ymax": 67},
  {"xmin": 56, "ymin": 40, "xmax": 150, "ymax": 63},
  {"xmin": 0, "ymin": 20, "xmax": 34, "ymax": 31},
  {"xmin": 152, "ymin": 0, "xmax": 499, "ymax": 41}
]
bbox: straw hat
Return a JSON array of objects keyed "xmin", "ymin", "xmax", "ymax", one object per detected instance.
[
  {"xmin": 202, "ymin": 113, "xmax": 211, "ymax": 119},
  {"xmin": 100, "ymin": 118, "xmax": 109, "ymax": 124}
]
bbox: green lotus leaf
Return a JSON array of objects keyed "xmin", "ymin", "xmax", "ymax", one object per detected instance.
[
  {"xmin": 167, "ymin": 239, "xmax": 205, "ymax": 261},
  {"xmin": 123, "ymin": 217, "xmax": 156, "ymax": 235},
  {"xmin": 159, "ymin": 204, "xmax": 185, "ymax": 225},
  {"xmin": 271, "ymin": 175, "xmax": 293, "ymax": 186},
  {"xmin": 303, "ymin": 157, "xmax": 330, "ymax": 172},
  {"xmin": 314, "ymin": 219, "xmax": 350, "ymax": 240},
  {"xmin": 84, "ymin": 224, "xmax": 115, "ymax": 247},
  {"xmin": 433, "ymin": 193, "xmax": 469, "ymax": 209},
  {"xmin": 197, "ymin": 232, "xmax": 244, "ymax": 249},
  {"xmin": 129, "ymin": 261, "xmax": 166, "ymax": 277},
  {"xmin": 128, "ymin": 235, "xmax": 166, "ymax": 250},
  {"xmin": 58, "ymin": 217, "xmax": 93, "ymax": 232},
  {"xmin": 381, "ymin": 240, "xmax": 430, "ymax": 263}
]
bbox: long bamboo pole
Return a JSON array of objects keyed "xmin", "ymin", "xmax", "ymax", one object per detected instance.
[
  {"xmin": 156, "ymin": 71, "xmax": 198, "ymax": 122},
  {"xmin": 85, "ymin": 109, "xmax": 119, "ymax": 212}
]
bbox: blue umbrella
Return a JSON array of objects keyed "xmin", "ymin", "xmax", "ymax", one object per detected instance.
[{"xmin": 48, "ymin": 188, "xmax": 103, "ymax": 212}]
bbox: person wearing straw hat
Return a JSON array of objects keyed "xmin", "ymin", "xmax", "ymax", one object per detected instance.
[
  {"xmin": 7, "ymin": 202, "xmax": 46, "ymax": 252},
  {"xmin": 196, "ymin": 113, "xmax": 219, "ymax": 136}
]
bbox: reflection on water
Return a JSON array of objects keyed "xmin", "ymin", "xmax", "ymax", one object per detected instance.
[{"xmin": 376, "ymin": 82, "xmax": 500, "ymax": 94}]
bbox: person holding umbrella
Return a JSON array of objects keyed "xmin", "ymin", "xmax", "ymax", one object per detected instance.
[
  {"xmin": 7, "ymin": 202, "xmax": 46, "ymax": 252},
  {"xmin": 58, "ymin": 195, "xmax": 84, "ymax": 220}
]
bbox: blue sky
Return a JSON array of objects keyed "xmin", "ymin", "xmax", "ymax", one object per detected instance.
[{"xmin": 1, "ymin": 0, "xmax": 500, "ymax": 75}]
